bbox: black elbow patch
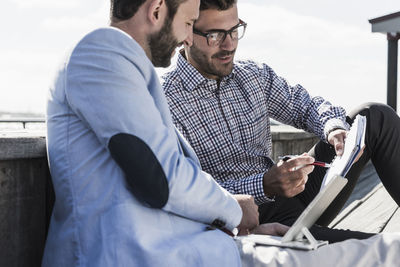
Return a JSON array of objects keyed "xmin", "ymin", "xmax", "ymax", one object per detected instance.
[{"xmin": 108, "ymin": 133, "xmax": 169, "ymax": 208}]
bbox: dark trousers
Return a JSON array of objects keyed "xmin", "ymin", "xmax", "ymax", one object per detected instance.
[{"xmin": 259, "ymin": 103, "xmax": 400, "ymax": 243}]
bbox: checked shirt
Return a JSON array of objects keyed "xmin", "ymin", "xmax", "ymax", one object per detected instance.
[{"xmin": 163, "ymin": 53, "xmax": 348, "ymax": 204}]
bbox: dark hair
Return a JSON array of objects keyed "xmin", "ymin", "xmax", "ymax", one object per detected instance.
[
  {"xmin": 200, "ymin": 0, "xmax": 236, "ymax": 11},
  {"xmin": 110, "ymin": 0, "xmax": 187, "ymax": 22}
]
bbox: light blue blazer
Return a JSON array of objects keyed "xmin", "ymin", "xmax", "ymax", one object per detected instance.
[{"xmin": 43, "ymin": 27, "xmax": 242, "ymax": 267}]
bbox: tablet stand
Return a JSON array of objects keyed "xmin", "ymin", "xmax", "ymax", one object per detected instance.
[{"xmin": 290, "ymin": 227, "xmax": 327, "ymax": 250}]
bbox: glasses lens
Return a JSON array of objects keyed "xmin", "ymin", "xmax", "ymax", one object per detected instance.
[
  {"xmin": 207, "ymin": 32, "xmax": 226, "ymax": 46},
  {"xmin": 227, "ymin": 24, "xmax": 246, "ymax": 42},
  {"xmin": 206, "ymin": 23, "xmax": 247, "ymax": 46},
  {"xmin": 236, "ymin": 24, "xmax": 246, "ymax": 40}
]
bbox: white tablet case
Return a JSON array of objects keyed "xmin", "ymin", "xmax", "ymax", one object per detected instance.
[{"xmin": 235, "ymin": 175, "xmax": 348, "ymax": 250}]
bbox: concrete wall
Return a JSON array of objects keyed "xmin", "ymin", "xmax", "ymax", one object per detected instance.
[
  {"xmin": 270, "ymin": 124, "xmax": 319, "ymax": 162},
  {"xmin": 0, "ymin": 127, "xmax": 318, "ymax": 266},
  {"xmin": 0, "ymin": 132, "xmax": 54, "ymax": 267}
]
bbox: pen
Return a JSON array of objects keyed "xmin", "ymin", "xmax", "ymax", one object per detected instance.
[
  {"xmin": 278, "ymin": 155, "xmax": 331, "ymax": 168},
  {"xmin": 310, "ymin": 161, "xmax": 332, "ymax": 168}
]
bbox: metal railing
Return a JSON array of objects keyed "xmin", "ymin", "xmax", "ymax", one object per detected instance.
[
  {"xmin": 0, "ymin": 117, "xmax": 279, "ymax": 129},
  {"xmin": 0, "ymin": 117, "xmax": 45, "ymax": 129}
]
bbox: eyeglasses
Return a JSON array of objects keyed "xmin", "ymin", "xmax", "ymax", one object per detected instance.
[{"xmin": 193, "ymin": 19, "xmax": 247, "ymax": 47}]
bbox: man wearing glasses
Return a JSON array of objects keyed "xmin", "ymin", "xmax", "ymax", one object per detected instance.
[{"xmin": 163, "ymin": 0, "xmax": 400, "ymax": 243}]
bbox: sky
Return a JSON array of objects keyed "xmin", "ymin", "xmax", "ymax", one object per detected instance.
[{"xmin": 0, "ymin": 0, "xmax": 399, "ymax": 115}]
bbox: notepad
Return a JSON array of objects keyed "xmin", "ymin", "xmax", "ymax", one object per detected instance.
[
  {"xmin": 235, "ymin": 115, "xmax": 367, "ymax": 250},
  {"xmin": 235, "ymin": 175, "xmax": 347, "ymax": 250},
  {"xmin": 320, "ymin": 114, "xmax": 366, "ymax": 189}
]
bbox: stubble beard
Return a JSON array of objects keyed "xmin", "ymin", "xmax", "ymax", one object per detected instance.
[
  {"xmin": 148, "ymin": 16, "xmax": 180, "ymax": 68},
  {"xmin": 189, "ymin": 43, "xmax": 235, "ymax": 78}
]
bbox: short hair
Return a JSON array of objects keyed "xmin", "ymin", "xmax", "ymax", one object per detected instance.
[
  {"xmin": 110, "ymin": 0, "xmax": 187, "ymax": 22},
  {"xmin": 200, "ymin": 0, "xmax": 237, "ymax": 11}
]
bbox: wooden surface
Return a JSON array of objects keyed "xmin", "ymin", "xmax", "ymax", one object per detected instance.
[
  {"xmin": 330, "ymin": 162, "xmax": 400, "ymax": 233},
  {"xmin": 383, "ymin": 208, "xmax": 400, "ymax": 232}
]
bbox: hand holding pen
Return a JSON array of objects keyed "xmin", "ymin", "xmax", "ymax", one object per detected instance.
[{"xmin": 262, "ymin": 153, "xmax": 315, "ymax": 198}]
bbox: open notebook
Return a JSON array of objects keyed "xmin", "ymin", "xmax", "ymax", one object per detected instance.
[
  {"xmin": 235, "ymin": 115, "xmax": 366, "ymax": 250},
  {"xmin": 320, "ymin": 115, "xmax": 366, "ymax": 189}
]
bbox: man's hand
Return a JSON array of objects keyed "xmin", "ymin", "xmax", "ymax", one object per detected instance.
[
  {"xmin": 250, "ymin": 223, "xmax": 290, "ymax": 236},
  {"xmin": 263, "ymin": 153, "xmax": 314, "ymax": 198},
  {"xmin": 234, "ymin": 194, "xmax": 259, "ymax": 235},
  {"xmin": 328, "ymin": 128, "xmax": 365, "ymax": 161},
  {"xmin": 327, "ymin": 129, "xmax": 347, "ymax": 156}
]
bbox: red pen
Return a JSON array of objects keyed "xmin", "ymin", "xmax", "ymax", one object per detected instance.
[
  {"xmin": 310, "ymin": 161, "xmax": 331, "ymax": 168},
  {"xmin": 279, "ymin": 155, "xmax": 331, "ymax": 168}
]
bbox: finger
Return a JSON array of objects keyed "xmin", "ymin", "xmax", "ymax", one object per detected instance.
[
  {"xmin": 238, "ymin": 228, "xmax": 250, "ymax": 236},
  {"xmin": 287, "ymin": 167, "xmax": 313, "ymax": 186},
  {"xmin": 334, "ymin": 139, "xmax": 345, "ymax": 156},
  {"xmin": 295, "ymin": 164, "xmax": 314, "ymax": 175},
  {"xmin": 287, "ymin": 170, "xmax": 308, "ymax": 186},
  {"xmin": 251, "ymin": 223, "xmax": 291, "ymax": 236},
  {"xmin": 296, "ymin": 174, "xmax": 308, "ymax": 187},
  {"xmin": 283, "ymin": 179, "xmax": 306, "ymax": 197},
  {"xmin": 293, "ymin": 183, "xmax": 306, "ymax": 195},
  {"xmin": 332, "ymin": 131, "xmax": 346, "ymax": 156},
  {"xmin": 275, "ymin": 223, "xmax": 290, "ymax": 236},
  {"xmin": 284, "ymin": 156, "xmax": 314, "ymax": 171},
  {"xmin": 292, "ymin": 174, "xmax": 307, "ymax": 192},
  {"xmin": 354, "ymin": 145, "xmax": 365, "ymax": 163},
  {"xmin": 287, "ymin": 186, "xmax": 305, "ymax": 197},
  {"xmin": 246, "ymin": 219, "xmax": 259, "ymax": 230}
]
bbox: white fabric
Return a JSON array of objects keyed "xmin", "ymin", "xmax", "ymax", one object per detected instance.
[{"xmin": 236, "ymin": 233, "xmax": 400, "ymax": 267}]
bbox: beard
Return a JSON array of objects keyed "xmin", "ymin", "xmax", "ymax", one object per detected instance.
[
  {"xmin": 148, "ymin": 16, "xmax": 180, "ymax": 68},
  {"xmin": 189, "ymin": 43, "xmax": 235, "ymax": 78}
]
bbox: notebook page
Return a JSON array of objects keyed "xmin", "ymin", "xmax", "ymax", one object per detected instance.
[{"xmin": 320, "ymin": 115, "xmax": 366, "ymax": 190}]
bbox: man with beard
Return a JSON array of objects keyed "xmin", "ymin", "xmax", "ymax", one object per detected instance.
[
  {"xmin": 163, "ymin": 0, "xmax": 400, "ymax": 243},
  {"xmin": 42, "ymin": 0, "xmax": 269, "ymax": 265}
]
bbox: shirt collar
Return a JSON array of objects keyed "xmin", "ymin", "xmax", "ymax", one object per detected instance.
[{"xmin": 176, "ymin": 51, "xmax": 236, "ymax": 92}]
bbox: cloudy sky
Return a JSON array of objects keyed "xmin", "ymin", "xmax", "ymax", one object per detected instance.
[{"xmin": 1, "ymin": 0, "xmax": 399, "ymax": 115}]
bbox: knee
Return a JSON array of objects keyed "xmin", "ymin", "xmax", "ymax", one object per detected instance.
[
  {"xmin": 352, "ymin": 103, "xmax": 400, "ymax": 153},
  {"xmin": 367, "ymin": 103, "xmax": 397, "ymax": 122},
  {"xmin": 347, "ymin": 102, "xmax": 396, "ymax": 122},
  {"xmin": 354, "ymin": 103, "xmax": 400, "ymax": 137}
]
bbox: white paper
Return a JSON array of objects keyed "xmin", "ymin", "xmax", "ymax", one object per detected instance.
[{"xmin": 320, "ymin": 115, "xmax": 366, "ymax": 189}]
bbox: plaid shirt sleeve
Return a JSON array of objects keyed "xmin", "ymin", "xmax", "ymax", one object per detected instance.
[
  {"xmin": 173, "ymin": 117, "xmax": 274, "ymax": 205},
  {"xmin": 258, "ymin": 62, "xmax": 349, "ymax": 140},
  {"xmin": 214, "ymin": 173, "xmax": 275, "ymax": 205}
]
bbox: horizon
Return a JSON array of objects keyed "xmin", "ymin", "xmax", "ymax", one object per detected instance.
[{"xmin": 1, "ymin": 0, "xmax": 399, "ymax": 115}]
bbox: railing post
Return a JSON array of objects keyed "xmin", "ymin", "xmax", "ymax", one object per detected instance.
[{"xmin": 387, "ymin": 33, "xmax": 400, "ymax": 111}]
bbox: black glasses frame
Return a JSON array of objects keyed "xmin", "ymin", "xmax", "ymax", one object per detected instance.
[{"xmin": 193, "ymin": 19, "xmax": 247, "ymax": 46}]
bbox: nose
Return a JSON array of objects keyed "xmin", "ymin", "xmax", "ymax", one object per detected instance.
[
  {"xmin": 219, "ymin": 33, "xmax": 236, "ymax": 50},
  {"xmin": 183, "ymin": 28, "xmax": 194, "ymax": 47}
]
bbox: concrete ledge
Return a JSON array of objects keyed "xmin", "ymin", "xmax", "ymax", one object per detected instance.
[
  {"xmin": 0, "ymin": 131, "xmax": 46, "ymax": 160},
  {"xmin": 270, "ymin": 125, "xmax": 319, "ymax": 162},
  {"xmin": 0, "ymin": 126, "xmax": 319, "ymax": 161},
  {"xmin": 271, "ymin": 124, "xmax": 317, "ymax": 140}
]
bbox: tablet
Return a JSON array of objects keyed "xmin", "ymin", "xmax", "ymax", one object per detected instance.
[{"xmin": 235, "ymin": 175, "xmax": 348, "ymax": 250}]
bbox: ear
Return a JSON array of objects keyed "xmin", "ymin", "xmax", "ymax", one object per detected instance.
[{"xmin": 147, "ymin": 0, "xmax": 166, "ymax": 26}]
